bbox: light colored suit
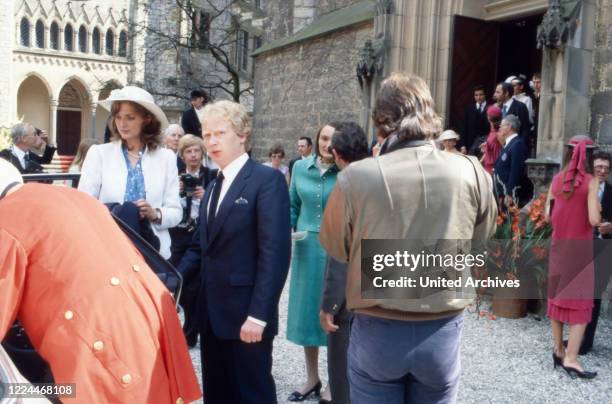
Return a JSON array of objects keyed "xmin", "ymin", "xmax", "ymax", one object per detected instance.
[{"xmin": 78, "ymin": 141, "xmax": 181, "ymax": 258}]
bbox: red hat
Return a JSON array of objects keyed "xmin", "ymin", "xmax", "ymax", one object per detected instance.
[{"xmin": 487, "ymin": 105, "xmax": 502, "ymax": 118}]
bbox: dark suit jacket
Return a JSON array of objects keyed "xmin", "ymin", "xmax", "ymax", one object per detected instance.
[
  {"xmin": 0, "ymin": 145, "xmax": 56, "ymax": 173},
  {"xmin": 462, "ymin": 103, "xmax": 490, "ymax": 152},
  {"xmin": 494, "ymin": 136, "xmax": 533, "ymax": 206},
  {"xmin": 321, "ymin": 257, "xmax": 348, "ymax": 317},
  {"xmin": 178, "ymin": 159, "xmax": 291, "ymax": 340},
  {"xmin": 505, "ymin": 99, "xmax": 531, "ymax": 141},
  {"xmin": 181, "ymin": 108, "xmax": 202, "ymax": 138},
  {"xmin": 288, "ymin": 157, "xmax": 300, "ymax": 177},
  {"xmin": 596, "ymin": 182, "xmax": 612, "ymax": 239}
]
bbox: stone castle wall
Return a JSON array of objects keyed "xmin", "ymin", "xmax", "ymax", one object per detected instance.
[
  {"xmin": 251, "ymin": 21, "xmax": 373, "ymax": 162},
  {"xmin": 590, "ymin": 0, "xmax": 612, "ymax": 148}
]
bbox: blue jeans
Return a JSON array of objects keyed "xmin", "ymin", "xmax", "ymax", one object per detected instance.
[{"xmin": 348, "ymin": 312, "xmax": 464, "ymax": 404}]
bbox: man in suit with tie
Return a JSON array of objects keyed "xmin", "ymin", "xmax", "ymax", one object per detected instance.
[
  {"xmin": 288, "ymin": 136, "xmax": 313, "ymax": 178},
  {"xmin": 178, "ymin": 100, "xmax": 291, "ymax": 404},
  {"xmin": 180, "ymin": 90, "xmax": 209, "ymax": 138},
  {"xmin": 493, "ymin": 82, "xmax": 530, "ymax": 142},
  {"xmin": 493, "ymin": 114, "xmax": 533, "ymax": 208},
  {"xmin": 462, "ymin": 85, "xmax": 490, "ymax": 155},
  {"xmin": 0, "ymin": 123, "xmax": 56, "ymax": 173},
  {"xmin": 579, "ymin": 152, "xmax": 612, "ymax": 354}
]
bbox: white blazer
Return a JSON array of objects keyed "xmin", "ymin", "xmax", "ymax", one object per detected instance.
[{"xmin": 78, "ymin": 141, "xmax": 181, "ymax": 259}]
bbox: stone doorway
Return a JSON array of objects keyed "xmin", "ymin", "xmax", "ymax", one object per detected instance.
[
  {"xmin": 57, "ymin": 80, "xmax": 89, "ymax": 155},
  {"xmin": 448, "ymin": 13, "xmax": 544, "ymax": 136}
]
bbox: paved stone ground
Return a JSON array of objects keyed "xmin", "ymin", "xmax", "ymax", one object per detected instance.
[{"xmin": 189, "ymin": 280, "xmax": 612, "ymax": 403}]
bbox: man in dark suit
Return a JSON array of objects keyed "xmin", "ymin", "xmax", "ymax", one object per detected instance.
[
  {"xmin": 180, "ymin": 90, "xmax": 209, "ymax": 138},
  {"xmin": 288, "ymin": 136, "xmax": 313, "ymax": 178},
  {"xmin": 493, "ymin": 82, "xmax": 530, "ymax": 141},
  {"xmin": 178, "ymin": 100, "xmax": 291, "ymax": 404},
  {"xmin": 580, "ymin": 152, "xmax": 612, "ymax": 354},
  {"xmin": 319, "ymin": 122, "xmax": 369, "ymax": 404},
  {"xmin": 0, "ymin": 123, "xmax": 56, "ymax": 173},
  {"xmin": 493, "ymin": 114, "xmax": 533, "ymax": 208},
  {"xmin": 462, "ymin": 85, "xmax": 490, "ymax": 154}
]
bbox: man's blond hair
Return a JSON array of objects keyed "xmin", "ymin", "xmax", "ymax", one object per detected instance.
[{"xmin": 201, "ymin": 100, "xmax": 251, "ymax": 150}]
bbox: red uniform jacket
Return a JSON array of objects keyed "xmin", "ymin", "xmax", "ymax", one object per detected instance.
[{"xmin": 0, "ymin": 184, "xmax": 201, "ymax": 403}]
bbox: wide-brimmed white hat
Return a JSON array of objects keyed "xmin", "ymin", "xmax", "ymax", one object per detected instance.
[
  {"xmin": 99, "ymin": 86, "xmax": 169, "ymax": 129},
  {"xmin": 439, "ymin": 130, "xmax": 460, "ymax": 141}
]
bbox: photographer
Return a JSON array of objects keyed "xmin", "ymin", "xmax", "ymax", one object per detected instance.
[{"xmin": 169, "ymin": 134, "xmax": 217, "ymax": 347}]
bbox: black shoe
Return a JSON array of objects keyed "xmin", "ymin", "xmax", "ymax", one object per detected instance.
[
  {"xmin": 552, "ymin": 352, "xmax": 564, "ymax": 369},
  {"xmin": 287, "ymin": 381, "xmax": 322, "ymax": 402},
  {"xmin": 319, "ymin": 399, "xmax": 332, "ymax": 404},
  {"xmin": 563, "ymin": 339, "xmax": 590, "ymax": 356},
  {"xmin": 562, "ymin": 364, "xmax": 597, "ymax": 379}
]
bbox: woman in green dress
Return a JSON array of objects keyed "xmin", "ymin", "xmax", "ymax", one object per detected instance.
[{"xmin": 287, "ymin": 123, "xmax": 338, "ymax": 403}]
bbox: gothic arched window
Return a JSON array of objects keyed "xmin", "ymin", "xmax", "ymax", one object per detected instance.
[
  {"xmin": 78, "ymin": 25, "xmax": 87, "ymax": 52},
  {"xmin": 118, "ymin": 31, "xmax": 127, "ymax": 57},
  {"xmin": 50, "ymin": 22, "xmax": 59, "ymax": 50},
  {"xmin": 105, "ymin": 29, "xmax": 114, "ymax": 56},
  {"xmin": 20, "ymin": 17, "xmax": 30, "ymax": 46},
  {"xmin": 35, "ymin": 20, "xmax": 44, "ymax": 48},
  {"xmin": 92, "ymin": 28, "xmax": 101, "ymax": 54},
  {"xmin": 64, "ymin": 24, "xmax": 74, "ymax": 51}
]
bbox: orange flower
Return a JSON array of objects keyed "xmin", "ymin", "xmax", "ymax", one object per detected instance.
[
  {"xmin": 530, "ymin": 212, "xmax": 540, "ymax": 222},
  {"xmin": 497, "ymin": 214, "xmax": 506, "ymax": 226},
  {"xmin": 533, "ymin": 198, "xmax": 543, "ymax": 208},
  {"xmin": 511, "ymin": 221, "xmax": 520, "ymax": 234},
  {"xmin": 532, "ymin": 245, "xmax": 547, "ymax": 260}
]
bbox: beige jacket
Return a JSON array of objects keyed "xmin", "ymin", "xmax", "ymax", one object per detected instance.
[{"xmin": 319, "ymin": 143, "xmax": 497, "ymax": 321}]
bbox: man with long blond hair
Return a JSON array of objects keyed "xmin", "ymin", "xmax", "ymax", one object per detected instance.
[{"xmin": 320, "ymin": 73, "xmax": 497, "ymax": 403}]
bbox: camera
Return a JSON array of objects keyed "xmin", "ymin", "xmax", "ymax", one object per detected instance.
[{"xmin": 180, "ymin": 173, "xmax": 199, "ymax": 197}]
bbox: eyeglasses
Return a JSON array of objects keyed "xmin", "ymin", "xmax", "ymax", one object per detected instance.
[
  {"xmin": 594, "ymin": 165, "xmax": 610, "ymax": 171},
  {"xmin": 270, "ymin": 154, "xmax": 283, "ymax": 159}
]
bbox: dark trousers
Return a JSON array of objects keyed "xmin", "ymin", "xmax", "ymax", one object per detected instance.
[
  {"xmin": 581, "ymin": 239, "xmax": 612, "ymax": 352},
  {"xmin": 170, "ymin": 227, "xmax": 200, "ymax": 345},
  {"xmin": 327, "ymin": 307, "xmax": 352, "ymax": 404},
  {"xmin": 201, "ymin": 323, "xmax": 277, "ymax": 404}
]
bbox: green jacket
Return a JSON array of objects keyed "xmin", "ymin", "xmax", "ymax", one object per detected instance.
[{"xmin": 290, "ymin": 155, "xmax": 338, "ymax": 232}]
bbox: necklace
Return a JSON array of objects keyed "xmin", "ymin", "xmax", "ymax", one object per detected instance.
[{"xmin": 126, "ymin": 149, "xmax": 143, "ymax": 159}]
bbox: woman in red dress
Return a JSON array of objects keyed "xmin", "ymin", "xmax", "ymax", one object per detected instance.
[
  {"xmin": 546, "ymin": 135, "xmax": 601, "ymax": 379},
  {"xmin": 480, "ymin": 105, "xmax": 503, "ymax": 175}
]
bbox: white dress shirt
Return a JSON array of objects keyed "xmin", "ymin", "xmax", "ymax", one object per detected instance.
[
  {"xmin": 505, "ymin": 133, "xmax": 519, "ymax": 147},
  {"xmin": 207, "ymin": 152, "xmax": 266, "ymax": 327},
  {"xmin": 10, "ymin": 146, "xmax": 27, "ymax": 169}
]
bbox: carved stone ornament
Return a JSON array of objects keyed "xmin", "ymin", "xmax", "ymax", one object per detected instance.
[
  {"xmin": 536, "ymin": 0, "xmax": 580, "ymax": 50},
  {"xmin": 376, "ymin": 0, "xmax": 394, "ymax": 16},
  {"xmin": 356, "ymin": 35, "xmax": 385, "ymax": 89}
]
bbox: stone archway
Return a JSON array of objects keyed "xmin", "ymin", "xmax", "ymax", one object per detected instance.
[
  {"xmin": 17, "ymin": 75, "xmax": 51, "ymax": 133},
  {"xmin": 57, "ymin": 79, "xmax": 90, "ymax": 155}
]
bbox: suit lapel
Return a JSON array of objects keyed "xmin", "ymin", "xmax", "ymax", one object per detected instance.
[
  {"xmin": 200, "ymin": 179, "xmax": 215, "ymax": 243},
  {"xmin": 208, "ymin": 159, "xmax": 254, "ymax": 244}
]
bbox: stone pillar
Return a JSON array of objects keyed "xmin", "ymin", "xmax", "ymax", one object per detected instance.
[
  {"xmin": 49, "ymin": 99, "xmax": 58, "ymax": 145},
  {"xmin": 385, "ymin": 0, "xmax": 462, "ymax": 118},
  {"xmin": 536, "ymin": 0, "xmax": 597, "ymax": 161},
  {"xmin": 590, "ymin": 0, "xmax": 612, "ymax": 149}
]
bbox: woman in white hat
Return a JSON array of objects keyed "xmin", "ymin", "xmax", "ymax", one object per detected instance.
[
  {"xmin": 439, "ymin": 130, "xmax": 463, "ymax": 154},
  {"xmin": 78, "ymin": 86, "xmax": 181, "ymax": 259}
]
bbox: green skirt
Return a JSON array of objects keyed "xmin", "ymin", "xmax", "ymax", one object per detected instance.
[{"xmin": 286, "ymin": 231, "xmax": 328, "ymax": 347}]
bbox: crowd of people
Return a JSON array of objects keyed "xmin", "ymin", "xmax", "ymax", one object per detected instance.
[{"xmin": 0, "ymin": 68, "xmax": 610, "ymax": 404}]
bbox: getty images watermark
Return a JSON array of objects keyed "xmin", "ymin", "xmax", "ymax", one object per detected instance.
[{"xmin": 360, "ymin": 239, "xmax": 608, "ymax": 301}]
